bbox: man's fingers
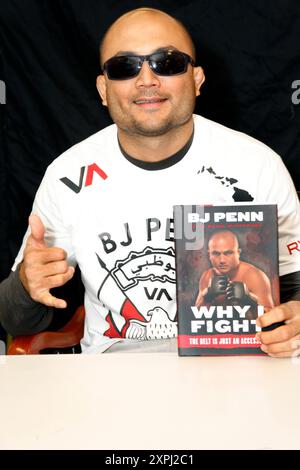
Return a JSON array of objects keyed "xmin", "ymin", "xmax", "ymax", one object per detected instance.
[
  {"xmin": 28, "ymin": 214, "xmax": 46, "ymax": 248},
  {"xmin": 22, "ymin": 248, "xmax": 69, "ymax": 286},
  {"xmin": 38, "ymin": 291, "xmax": 67, "ymax": 309},
  {"xmin": 25, "ymin": 246, "xmax": 67, "ymax": 264},
  {"xmin": 255, "ymin": 301, "xmax": 300, "ymax": 358},
  {"xmin": 41, "ymin": 247, "xmax": 67, "ymax": 263},
  {"xmin": 257, "ymin": 303, "xmax": 293, "ymax": 328},
  {"xmin": 40, "ymin": 259, "xmax": 70, "ymax": 277},
  {"xmin": 257, "ymin": 320, "xmax": 299, "ymax": 345},
  {"xmin": 28, "ymin": 266, "xmax": 75, "ymax": 307},
  {"xmin": 46, "ymin": 266, "xmax": 75, "ymax": 289},
  {"xmin": 261, "ymin": 340, "xmax": 300, "ymax": 357},
  {"xmin": 256, "ymin": 301, "xmax": 300, "ymax": 347},
  {"xmin": 264, "ymin": 351, "xmax": 297, "ymax": 358},
  {"xmin": 260, "ymin": 335, "xmax": 300, "ymax": 354}
]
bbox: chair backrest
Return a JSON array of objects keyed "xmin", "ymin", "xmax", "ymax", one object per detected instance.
[{"xmin": 7, "ymin": 305, "xmax": 85, "ymax": 355}]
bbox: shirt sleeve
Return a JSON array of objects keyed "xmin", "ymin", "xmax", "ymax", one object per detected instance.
[
  {"xmin": 262, "ymin": 153, "xmax": 300, "ymax": 277},
  {"xmin": 280, "ymin": 270, "xmax": 300, "ymax": 303},
  {"xmin": 0, "ymin": 266, "xmax": 53, "ymax": 336}
]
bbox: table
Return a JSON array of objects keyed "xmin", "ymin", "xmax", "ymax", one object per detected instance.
[{"xmin": 0, "ymin": 353, "xmax": 299, "ymax": 450}]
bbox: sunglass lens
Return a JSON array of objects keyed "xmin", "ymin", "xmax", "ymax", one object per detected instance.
[
  {"xmin": 151, "ymin": 52, "xmax": 187, "ymax": 76},
  {"xmin": 106, "ymin": 57, "xmax": 140, "ymax": 80}
]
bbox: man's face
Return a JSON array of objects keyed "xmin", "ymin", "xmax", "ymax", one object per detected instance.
[
  {"xmin": 208, "ymin": 234, "xmax": 241, "ymax": 275},
  {"xmin": 97, "ymin": 12, "xmax": 205, "ymax": 137}
]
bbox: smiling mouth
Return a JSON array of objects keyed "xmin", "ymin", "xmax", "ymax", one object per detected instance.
[{"xmin": 133, "ymin": 98, "xmax": 167, "ymax": 105}]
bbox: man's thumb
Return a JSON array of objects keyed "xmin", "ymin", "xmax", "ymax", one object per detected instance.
[{"xmin": 28, "ymin": 214, "xmax": 46, "ymax": 247}]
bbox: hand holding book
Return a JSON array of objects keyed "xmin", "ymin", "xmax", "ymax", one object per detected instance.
[{"xmin": 256, "ymin": 302, "xmax": 299, "ymax": 357}]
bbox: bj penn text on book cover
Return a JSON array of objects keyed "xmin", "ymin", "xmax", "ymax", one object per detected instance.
[{"xmin": 174, "ymin": 204, "xmax": 279, "ymax": 355}]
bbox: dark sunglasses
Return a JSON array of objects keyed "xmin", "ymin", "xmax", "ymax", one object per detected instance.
[{"xmin": 102, "ymin": 49, "xmax": 196, "ymax": 80}]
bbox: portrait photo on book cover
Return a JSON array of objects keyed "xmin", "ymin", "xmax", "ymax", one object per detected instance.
[{"xmin": 195, "ymin": 228, "xmax": 276, "ymax": 320}]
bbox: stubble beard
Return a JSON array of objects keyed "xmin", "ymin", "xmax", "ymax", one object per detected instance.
[
  {"xmin": 124, "ymin": 113, "xmax": 192, "ymax": 137},
  {"xmin": 107, "ymin": 95, "xmax": 195, "ymax": 138}
]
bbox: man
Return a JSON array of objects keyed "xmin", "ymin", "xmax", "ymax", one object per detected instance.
[
  {"xmin": 1, "ymin": 8, "xmax": 300, "ymax": 356},
  {"xmin": 195, "ymin": 230, "xmax": 274, "ymax": 316}
]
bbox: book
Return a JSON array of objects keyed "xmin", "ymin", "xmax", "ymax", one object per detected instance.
[{"xmin": 173, "ymin": 204, "xmax": 279, "ymax": 356}]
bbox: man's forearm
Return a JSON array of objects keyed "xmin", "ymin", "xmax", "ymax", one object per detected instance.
[{"xmin": 0, "ymin": 266, "xmax": 53, "ymax": 336}]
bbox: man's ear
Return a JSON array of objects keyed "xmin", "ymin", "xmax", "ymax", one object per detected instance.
[
  {"xmin": 96, "ymin": 74, "xmax": 107, "ymax": 106},
  {"xmin": 193, "ymin": 66, "xmax": 205, "ymax": 97}
]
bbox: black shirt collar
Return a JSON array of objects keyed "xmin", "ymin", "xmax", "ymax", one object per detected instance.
[{"xmin": 118, "ymin": 129, "xmax": 194, "ymax": 171}]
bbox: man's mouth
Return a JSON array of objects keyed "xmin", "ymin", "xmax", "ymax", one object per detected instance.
[{"xmin": 133, "ymin": 98, "xmax": 167, "ymax": 106}]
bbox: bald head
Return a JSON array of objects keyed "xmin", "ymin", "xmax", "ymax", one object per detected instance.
[
  {"xmin": 100, "ymin": 8, "xmax": 196, "ymax": 67},
  {"xmin": 208, "ymin": 231, "xmax": 240, "ymax": 251}
]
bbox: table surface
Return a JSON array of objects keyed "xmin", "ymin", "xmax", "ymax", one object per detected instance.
[{"xmin": 0, "ymin": 352, "xmax": 299, "ymax": 450}]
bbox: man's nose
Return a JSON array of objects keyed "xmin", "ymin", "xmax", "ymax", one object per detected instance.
[
  {"xmin": 135, "ymin": 61, "xmax": 160, "ymax": 87},
  {"xmin": 219, "ymin": 254, "xmax": 226, "ymax": 263}
]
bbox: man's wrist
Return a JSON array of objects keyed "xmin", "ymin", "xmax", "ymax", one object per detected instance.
[
  {"xmin": 18, "ymin": 262, "xmax": 30, "ymax": 294},
  {"xmin": 15, "ymin": 264, "xmax": 37, "ymax": 306}
]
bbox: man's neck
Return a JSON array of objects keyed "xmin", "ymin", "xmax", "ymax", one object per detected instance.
[{"xmin": 117, "ymin": 118, "xmax": 194, "ymax": 163}]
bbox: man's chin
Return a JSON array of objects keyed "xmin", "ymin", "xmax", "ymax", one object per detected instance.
[
  {"xmin": 216, "ymin": 268, "xmax": 229, "ymax": 274},
  {"xmin": 131, "ymin": 120, "xmax": 174, "ymax": 137}
]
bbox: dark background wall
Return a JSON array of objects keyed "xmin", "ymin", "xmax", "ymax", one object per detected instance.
[{"xmin": 0, "ymin": 0, "xmax": 300, "ymax": 281}]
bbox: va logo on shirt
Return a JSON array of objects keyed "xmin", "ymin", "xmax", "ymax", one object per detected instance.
[{"xmin": 60, "ymin": 163, "xmax": 108, "ymax": 193}]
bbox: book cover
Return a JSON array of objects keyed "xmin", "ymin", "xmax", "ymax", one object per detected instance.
[{"xmin": 174, "ymin": 204, "xmax": 279, "ymax": 356}]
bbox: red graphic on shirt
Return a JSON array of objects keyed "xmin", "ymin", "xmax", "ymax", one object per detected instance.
[
  {"xmin": 287, "ymin": 240, "xmax": 300, "ymax": 255},
  {"xmin": 104, "ymin": 299, "xmax": 146, "ymax": 338}
]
